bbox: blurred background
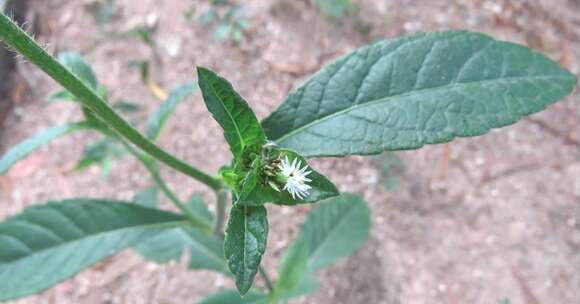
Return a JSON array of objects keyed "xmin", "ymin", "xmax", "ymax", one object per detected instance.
[{"xmin": 0, "ymin": 0, "xmax": 578, "ymax": 303}]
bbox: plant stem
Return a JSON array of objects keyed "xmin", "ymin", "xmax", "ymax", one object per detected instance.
[
  {"xmin": 214, "ymin": 189, "xmax": 228, "ymax": 236},
  {"xmin": 259, "ymin": 265, "xmax": 275, "ymax": 293},
  {"xmin": 0, "ymin": 12, "xmax": 223, "ymax": 191}
]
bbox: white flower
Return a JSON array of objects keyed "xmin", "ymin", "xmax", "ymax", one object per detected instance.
[{"xmin": 278, "ymin": 156, "xmax": 312, "ymax": 199}]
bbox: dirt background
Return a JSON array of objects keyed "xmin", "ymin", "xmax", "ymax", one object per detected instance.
[{"xmin": 1, "ymin": 0, "xmax": 579, "ymax": 303}]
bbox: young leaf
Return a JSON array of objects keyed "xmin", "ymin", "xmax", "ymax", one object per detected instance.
[
  {"xmin": 198, "ymin": 290, "xmax": 267, "ymax": 304},
  {"xmin": 273, "ymin": 239, "xmax": 309, "ymax": 297},
  {"xmin": 147, "ymin": 82, "xmax": 196, "ymax": 140},
  {"xmin": 224, "ymin": 204, "xmax": 268, "ymax": 295},
  {"xmin": 0, "ymin": 122, "xmax": 93, "ymax": 175},
  {"xmin": 197, "ymin": 67, "xmax": 266, "ymax": 161},
  {"xmin": 262, "ymin": 30, "xmax": 577, "ymax": 157},
  {"xmin": 239, "ymin": 149, "xmax": 339, "ymax": 206},
  {"xmin": 298, "ymin": 194, "xmax": 371, "ymax": 270},
  {"xmin": 0, "ymin": 199, "xmax": 186, "ymax": 301}
]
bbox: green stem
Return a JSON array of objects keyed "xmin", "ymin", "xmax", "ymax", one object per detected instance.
[
  {"xmin": 214, "ymin": 189, "xmax": 228, "ymax": 236},
  {"xmin": 0, "ymin": 12, "xmax": 223, "ymax": 191},
  {"xmin": 259, "ymin": 265, "xmax": 275, "ymax": 293}
]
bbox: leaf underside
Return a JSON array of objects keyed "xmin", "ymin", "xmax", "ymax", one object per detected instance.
[
  {"xmin": 0, "ymin": 199, "xmax": 185, "ymax": 301},
  {"xmin": 262, "ymin": 30, "xmax": 577, "ymax": 157}
]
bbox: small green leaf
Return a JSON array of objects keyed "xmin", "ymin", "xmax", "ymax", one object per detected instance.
[
  {"xmin": 274, "ymin": 239, "xmax": 309, "ymax": 297},
  {"xmin": 239, "ymin": 149, "xmax": 339, "ymax": 206},
  {"xmin": 147, "ymin": 82, "xmax": 196, "ymax": 140},
  {"xmin": 74, "ymin": 138, "xmax": 126, "ymax": 172},
  {"xmin": 299, "ymin": 194, "xmax": 371, "ymax": 270},
  {"xmin": 0, "ymin": 122, "xmax": 93, "ymax": 175},
  {"xmin": 58, "ymin": 52, "xmax": 98, "ymax": 90},
  {"xmin": 0, "ymin": 199, "xmax": 186, "ymax": 301},
  {"xmin": 224, "ymin": 205, "xmax": 268, "ymax": 295},
  {"xmin": 197, "ymin": 67, "xmax": 266, "ymax": 161},
  {"xmin": 263, "ymin": 30, "xmax": 577, "ymax": 157},
  {"xmin": 112, "ymin": 100, "xmax": 141, "ymax": 113},
  {"xmin": 198, "ymin": 290, "xmax": 267, "ymax": 304},
  {"xmin": 239, "ymin": 157, "xmax": 262, "ymax": 200},
  {"xmin": 48, "ymin": 90, "xmax": 76, "ymax": 102},
  {"xmin": 315, "ymin": 0, "xmax": 356, "ymax": 18}
]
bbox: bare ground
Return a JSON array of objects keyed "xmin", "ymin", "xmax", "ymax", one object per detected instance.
[{"xmin": 0, "ymin": 0, "xmax": 579, "ymax": 303}]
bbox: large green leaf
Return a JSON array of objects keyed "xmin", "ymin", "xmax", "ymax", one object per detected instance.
[
  {"xmin": 299, "ymin": 194, "xmax": 371, "ymax": 270},
  {"xmin": 224, "ymin": 205, "xmax": 268, "ymax": 295},
  {"xmin": 147, "ymin": 82, "xmax": 196, "ymax": 140},
  {"xmin": 198, "ymin": 290, "xmax": 267, "ymax": 304},
  {"xmin": 262, "ymin": 30, "xmax": 577, "ymax": 157},
  {"xmin": 197, "ymin": 67, "xmax": 266, "ymax": 161},
  {"xmin": 0, "ymin": 122, "xmax": 93, "ymax": 175},
  {"xmin": 0, "ymin": 199, "xmax": 186, "ymax": 301}
]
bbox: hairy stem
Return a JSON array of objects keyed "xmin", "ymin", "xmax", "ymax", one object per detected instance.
[{"xmin": 0, "ymin": 12, "xmax": 223, "ymax": 190}]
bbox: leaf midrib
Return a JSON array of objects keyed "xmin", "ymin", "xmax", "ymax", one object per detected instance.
[
  {"xmin": 0, "ymin": 219, "xmax": 188, "ymax": 266},
  {"xmin": 274, "ymin": 74, "xmax": 572, "ymax": 144},
  {"xmin": 206, "ymin": 79, "xmax": 246, "ymax": 154}
]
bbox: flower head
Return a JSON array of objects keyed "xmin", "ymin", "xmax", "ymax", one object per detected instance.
[{"xmin": 277, "ymin": 156, "xmax": 312, "ymax": 199}]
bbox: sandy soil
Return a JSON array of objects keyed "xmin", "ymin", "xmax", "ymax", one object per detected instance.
[{"xmin": 1, "ymin": 0, "xmax": 579, "ymax": 303}]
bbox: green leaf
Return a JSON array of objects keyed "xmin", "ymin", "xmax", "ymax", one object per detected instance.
[
  {"xmin": 186, "ymin": 194, "xmax": 214, "ymax": 223},
  {"xmin": 147, "ymin": 82, "xmax": 196, "ymax": 140},
  {"xmin": 299, "ymin": 194, "xmax": 371, "ymax": 270},
  {"xmin": 197, "ymin": 67, "xmax": 266, "ymax": 161},
  {"xmin": 133, "ymin": 191, "xmax": 224, "ymax": 272},
  {"xmin": 198, "ymin": 290, "xmax": 267, "ymax": 304},
  {"xmin": 279, "ymin": 274, "xmax": 321, "ymax": 299},
  {"xmin": 134, "ymin": 186, "xmax": 160, "ymax": 208},
  {"xmin": 224, "ymin": 205, "xmax": 268, "ymax": 295},
  {"xmin": 58, "ymin": 52, "xmax": 98, "ymax": 90},
  {"xmin": 48, "ymin": 90, "xmax": 76, "ymax": 102},
  {"xmin": 262, "ymin": 30, "xmax": 577, "ymax": 157},
  {"xmin": 134, "ymin": 226, "xmax": 228, "ymax": 274},
  {"xmin": 0, "ymin": 122, "xmax": 93, "ymax": 175},
  {"xmin": 74, "ymin": 137, "xmax": 126, "ymax": 171},
  {"xmin": 239, "ymin": 149, "xmax": 339, "ymax": 206},
  {"xmin": 274, "ymin": 239, "xmax": 309, "ymax": 297},
  {"xmin": 0, "ymin": 198, "xmax": 186, "ymax": 301},
  {"xmin": 112, "ymin": 100, "xmax": 141, "ymax": 113},
  {"xmin": 315, "ymin": 0, "xmax": 355, "ymax": 18}
]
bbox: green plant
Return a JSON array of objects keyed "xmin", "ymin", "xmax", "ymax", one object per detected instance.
[
  {"xmin": 192, "ymin": 1, "xmax": 250, "ymax": 43},
  {"xmin": 314, "ymin": 0, "xmax": 357, "ymax": 18},
  {"xmin": 0, "ymin": 11, "xmax": 577, "ymax": 303}
]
